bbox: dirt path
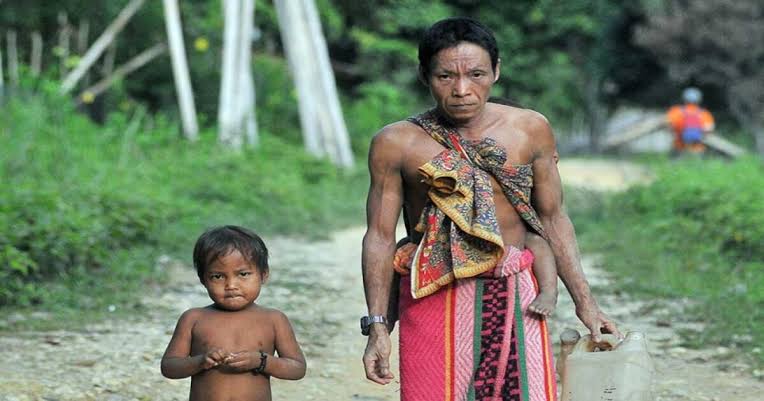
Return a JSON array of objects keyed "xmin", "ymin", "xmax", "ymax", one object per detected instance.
[{"xmin": 1, "ymin": 159, "xmax": 762, "ymax": 401}]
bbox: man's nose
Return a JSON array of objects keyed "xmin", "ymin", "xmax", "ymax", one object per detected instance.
[{"xmin": 452, "ymin": 77, "xmax": 470, "ymax": 97}]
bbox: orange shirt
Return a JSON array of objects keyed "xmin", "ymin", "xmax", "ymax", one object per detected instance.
[
  {"xmin": 666, "ymin": 104, "xmax": 715, "ymax": 133},
  {"xmin": 666, "ymin": 104, "xmax": 715, "ymax": 149}
]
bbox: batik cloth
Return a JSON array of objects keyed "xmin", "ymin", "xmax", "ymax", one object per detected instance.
[
  {"xmin": 398, "ymin": 246, "xmax": 557, "ymax": 401},
  {"xmin": 400, "ymin": 109, "xmax": 547, "ymax": 299}
]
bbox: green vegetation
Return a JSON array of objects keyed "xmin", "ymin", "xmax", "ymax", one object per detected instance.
[
  {"xmin": 0, "ymin": 85, "xmax": 368, "ymax": 320},
  {"xmin": 568, "ymin": 157, "xmax": 764, "ymax": 366}
]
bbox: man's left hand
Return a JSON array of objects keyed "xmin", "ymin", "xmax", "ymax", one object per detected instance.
[{"xmin": 576, "ymin": 302, "xmax": 622, "ymax": 342}]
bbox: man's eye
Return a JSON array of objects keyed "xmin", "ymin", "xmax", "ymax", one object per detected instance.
[
  {"xmin": 472, "ymin": 72, "xmax": 484, "ymax": 78},
  {"xmin": 438, "ymin": 74, "xmax": 450, "ymax": 80}
]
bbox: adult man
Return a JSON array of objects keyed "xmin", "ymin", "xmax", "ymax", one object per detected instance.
[
  {"xmin": 361, "ymin": 17, "xmax": 620, "ymax": 400},
  {"xmin": 666, "ymin": 87, "xmax": 715, "ymax": 156}
]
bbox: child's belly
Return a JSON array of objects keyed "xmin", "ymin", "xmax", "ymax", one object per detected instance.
[{"xmin": 190, "ymin": 370, "xmax": 271, "ymax": 401}]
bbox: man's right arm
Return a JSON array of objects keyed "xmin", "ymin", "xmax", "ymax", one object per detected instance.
[{"xmin": 361, "ymin": 127, "xmax": 404, "ymax": 385}]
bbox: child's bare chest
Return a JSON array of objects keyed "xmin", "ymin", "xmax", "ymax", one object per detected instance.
[{"xmin": 191, "ymin": 312, "xmax": 275, "ymax": 354}]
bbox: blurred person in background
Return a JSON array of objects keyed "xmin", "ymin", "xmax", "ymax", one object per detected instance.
[{"xmin": 666, "ymin": 87, "xmax": 715, "ymax": 156}]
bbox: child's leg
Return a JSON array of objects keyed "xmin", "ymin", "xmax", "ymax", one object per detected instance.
[{"xmin": 526, "ymin": 232, "xmax": 558, "ymax": 316}]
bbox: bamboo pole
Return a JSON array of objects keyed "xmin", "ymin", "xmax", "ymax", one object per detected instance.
[
  {"xmin": 6, "ymin": 30, "xmax": 18, "ymax": 86},
  {"xmin": 31, "ymin": 31, "xmax": 43, "ymax": 76},
  {"xmin": 76, "ymin": 43, "xmax": 166, "ymax": 104},
  {"xmin": 61, "ymin": 0, "xmax": 146, "ymax": 93},
  {"xmin": 162, "ymin": 0, "xmax": 199, "ymax": 140},
  {"xmin": 76, "ymin": 20, "xmax": 90, "ymax": 86}
]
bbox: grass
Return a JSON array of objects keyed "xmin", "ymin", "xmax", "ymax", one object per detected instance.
[
  {"xmin": 0, "ymin": 88, "xmax": 369, "ymax": 329},
  {"xmin": 566, "ymin": 155, "xmax": 764, "ymax": 367}
]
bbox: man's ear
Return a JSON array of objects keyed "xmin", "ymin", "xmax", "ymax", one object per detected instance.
[{"xmin": 493, "ymin": 58, "xmax": 501, "ymax": 82}]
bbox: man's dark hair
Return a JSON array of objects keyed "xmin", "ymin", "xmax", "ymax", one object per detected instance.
[
  {"xmin": 193, "ymin": 225, "xmax": 269, "ymax": 281},
  {"xmin": 418, "ymin": 17, "xmax": 499, "ymax": 78}
]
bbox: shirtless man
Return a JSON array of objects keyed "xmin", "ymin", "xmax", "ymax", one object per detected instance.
[{"xmin": 361, "ymin": 17, "xmax": 620, "ymax": 399}]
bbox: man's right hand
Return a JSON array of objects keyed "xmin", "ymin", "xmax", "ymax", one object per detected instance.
[{"xmin": 363, "ymin": 327, "xmax": 394, "ymax": 385}]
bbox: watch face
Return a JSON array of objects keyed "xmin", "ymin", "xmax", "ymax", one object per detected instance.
[{"xmin": 360, "ymin": 317, "xmax": 370, "ymax": 335}]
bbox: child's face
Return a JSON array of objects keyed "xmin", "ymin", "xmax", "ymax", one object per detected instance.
[{"xmin": 202, "ymin": 249, "xmax": 266, "ymax": 311}]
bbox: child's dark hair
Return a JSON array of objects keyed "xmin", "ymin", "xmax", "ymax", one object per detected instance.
[{"xmin": 193, "ymin": 225, "xmax": 269, "ymax": 280}]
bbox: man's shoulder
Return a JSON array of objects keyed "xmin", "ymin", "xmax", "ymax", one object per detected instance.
[
  {"xmin": 491, "ymin": 103, "xmax": 550, "ymax": 129},
  {"xmin": 370, "ymin": 120, "xmax": 424, "ymax": 153}
]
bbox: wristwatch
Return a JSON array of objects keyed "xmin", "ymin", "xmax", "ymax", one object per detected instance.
[{"xmin": 360, "ymin": 315, "xmax": 387, "ymax": 336}]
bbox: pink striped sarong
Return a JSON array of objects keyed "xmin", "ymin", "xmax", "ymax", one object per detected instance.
[{"xmin": 398, "ymin": 246, "xmax": 557, "ymax": 401}]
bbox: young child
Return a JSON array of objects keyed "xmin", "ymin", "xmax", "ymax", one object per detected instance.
[
  {"xmin": 525, "ymin": 231, "xmax": 558, "ymax": 317},
  {"xmin": 161, "ymin": 225, "xmax": 306, "ymax": 401}
]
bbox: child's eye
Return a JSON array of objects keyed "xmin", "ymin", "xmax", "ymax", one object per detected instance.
[
  {"xmin": 210, "ymin": 274, "xmax": 223, "ymax": 280},
  {"xmin": 239, "ymin": 271, "xmax": 251, "ymax": 277}
]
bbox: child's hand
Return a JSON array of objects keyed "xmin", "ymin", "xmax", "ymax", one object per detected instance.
[
  {"xmin": 221, "ymin": 351, "xmax": 264, "ymax": 373},
  {"xmin": 201, "ymin": 348, "xmax": 229, "ymax": 370}
]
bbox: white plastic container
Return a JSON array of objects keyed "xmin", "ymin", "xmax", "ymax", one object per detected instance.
[{"xmin": 559, "ymin": 331, "xmax": 654, "ymax": 401}]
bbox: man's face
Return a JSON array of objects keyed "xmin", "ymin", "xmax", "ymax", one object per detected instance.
[
  {"xmin": 426, "ymin": 42, "xmax": 499, "ymax": 124},
  {"xmin": 202, "ymin": 249, "xmax": 267, "ymax": 311}
]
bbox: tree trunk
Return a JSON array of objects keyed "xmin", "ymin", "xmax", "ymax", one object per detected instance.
[
  {"xmin": 31, "ymin": 31, "xmax": 43, "ymax": 77},
  {"xmin": 218, "ymin": 0, "xmax": 242, "ymax": 148},
  {"xmin": 102, "ymin": 41, "xmax": 117, "ymax": 77},
  {"xmin": 6, "ymin": 30, "xmax": 18, "ymax": 86},
  {"xmin": 274, "ymin": 0, "xmax": 353, "ymax": 167},
  {"xmin": 61, "ymin": 0, "xmax": 146, "ymax": 93},
  {"xmin": 162, "ymin": 0, "xmax": 200, "ymax": 141},
  {"xmin": 302, "ymin": 0, "xmax": 353, "ymax": 167},
  {"xmin": 238, "ymin": 0, "xmax": 258, "ymax": 146},
  {"xmin": 274, "ymin": 0, "xmax": 322, "ymax": 157}
]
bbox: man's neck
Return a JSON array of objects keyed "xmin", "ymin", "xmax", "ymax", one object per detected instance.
[{"xmin": 435, "ymin": 105, "xmax": 493, "ymax": 140}]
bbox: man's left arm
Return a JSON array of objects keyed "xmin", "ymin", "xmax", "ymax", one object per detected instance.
[{"xmin": 528, "ymin": 113, "xmax": 622, "ymax": 341}]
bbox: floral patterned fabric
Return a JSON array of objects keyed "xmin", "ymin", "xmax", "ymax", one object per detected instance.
[{"xmin": 398, "ymin": 109, "xmax": 547, "ymax": 299}]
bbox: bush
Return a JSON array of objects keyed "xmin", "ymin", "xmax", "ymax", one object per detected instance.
[
  {"xmin": 0, "ymin": 87, "xmax": 368, "ymax": 309},
  {"xmin": 569, "ymin": 157, "xmax": 764, "ymax": 366}
]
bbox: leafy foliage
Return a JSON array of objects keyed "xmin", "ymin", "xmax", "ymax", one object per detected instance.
[
  {"xmin": 569, "ymin": 157, "xmax": 764, "ymax": 365},
  {"xmin": 0, "ymin": 85, "xmax": 367, "ymax": 308}
]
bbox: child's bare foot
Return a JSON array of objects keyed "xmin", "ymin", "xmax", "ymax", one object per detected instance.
[{"xmin": 528, "ymin": 290, "xmax": 557, "ymax": 317}]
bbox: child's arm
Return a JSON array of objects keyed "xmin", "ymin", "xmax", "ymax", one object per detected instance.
[
  {"xmin": 161, "ymin": 309, "xmax": 228, "ymax": 379},
  {"xmin": 224, "ymin": 311, "xmax": 307, "ymax": 380}
]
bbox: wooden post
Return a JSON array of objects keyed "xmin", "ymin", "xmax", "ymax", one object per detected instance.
[
  {"xmin": 274, "ymin": 0, "xmax": 322, "ymax": 157},
  {"xmin": 61, "ymin": 0, "xmax": 146, "ymax": 93},
  {"xmin": 76, "ymin": 43, "xmax": 166, "ymax": 104},
  {"xmin": 162, "ymin": 0, "xmax": 200, "ymax": 140},
  {"xmin": 31, "ymin": 31, "xmax": 43, "ymax": 77},
  {"xmin": 302, "ymin": 0, "xmax": 353, "ymax": 167},
  {"xmin": 6, "ymin": 30, "xmax": 19, "ymax": 86}
]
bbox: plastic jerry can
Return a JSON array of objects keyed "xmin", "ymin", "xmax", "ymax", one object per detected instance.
[{"xmin": 559, "ymin": 329, "xmax": 654, "ymax": 401}]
